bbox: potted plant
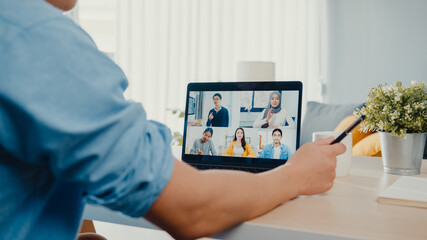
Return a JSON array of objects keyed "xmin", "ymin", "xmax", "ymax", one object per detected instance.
[
  {"xmin": 355, "ymin": 81, "xmax": 427, "ymax": 175},
  {"xmin": 168, "ymin": 108, "xmax": 185, "ymax": 146}
]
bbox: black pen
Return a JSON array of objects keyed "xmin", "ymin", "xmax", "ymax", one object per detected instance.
[{"xmin": 330, "ymin": 115, "xmax": 366, "ymax": 144}]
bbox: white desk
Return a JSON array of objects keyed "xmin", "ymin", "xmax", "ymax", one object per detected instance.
[{"xmin": 83, "ymin": 156, "xmax": 427, "ymax": 239}]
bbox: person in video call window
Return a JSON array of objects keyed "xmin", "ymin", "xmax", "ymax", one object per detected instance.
[
  {"xmin": 206, "ymin": 93, "xmax": 229, "ymax": 127},
  {"xmin": 258, "ymin": 129, "xmax": 293, "ymax": 160},
  {"xmin": 253, "ymin": 91, "xmax": 296, "ymax": 129},
  {"xmin": 189, "ymin": 128, "xmax": 217, "ymax": 155},
  {"xmin": 222, "ymin": 128, "xmax": 257, "ymax": 157}
]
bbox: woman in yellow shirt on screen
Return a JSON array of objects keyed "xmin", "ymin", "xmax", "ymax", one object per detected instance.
[{"xmin": 222, "ymin": 128, "xmax": 257, "ymax": 157}]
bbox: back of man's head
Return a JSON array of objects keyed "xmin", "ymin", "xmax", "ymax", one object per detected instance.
[{"xmin": 45, "ymin": 0, "xmax": 77, "ymax": 11}]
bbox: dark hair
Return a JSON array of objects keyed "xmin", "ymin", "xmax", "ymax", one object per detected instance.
[
  {"xmin": 272, "ymin": 128, "xmax": 282, "ymax": 136},
  {"xmin": 213, "ymin": 93, "xmax": 222, "ymax": 100},
  {"xmin": 233, "ymin": 127, "xmax": 247, "ymax": 151},
  {"xmin": 203, "ymin": 128, "xmax": 213, "ymax": 136}
]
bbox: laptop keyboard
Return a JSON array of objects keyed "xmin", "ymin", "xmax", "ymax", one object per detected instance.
[{"xmin": 191, "ymin": 164, "xmax": 270, "ymax": 173}]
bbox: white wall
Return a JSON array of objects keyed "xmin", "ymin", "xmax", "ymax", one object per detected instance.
[
  {"xmin": 325, "ymin": 0, "xmax": 427, "ymax": 104},
  {"xmin": 282, "ymin": 91, "xmax": 299, "ymax": 121}
]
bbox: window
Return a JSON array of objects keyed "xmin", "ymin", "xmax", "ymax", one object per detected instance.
[
  {"xmin": 240, "ymin": 91, "xmax": 276, "ymax": 112},
  {"xmin": 77, "ymin": 0, "xmax": 117, "ymax": 55}
]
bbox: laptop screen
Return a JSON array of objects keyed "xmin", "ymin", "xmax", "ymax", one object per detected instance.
[{"xmin": 182, "ymin": 81, "xmax": 302, "ymax": 170}]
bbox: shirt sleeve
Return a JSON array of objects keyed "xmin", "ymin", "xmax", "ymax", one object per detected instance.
[
  {"xmin": 209, "ymin": 141, "xmax": 218, "ymax": 155},
  {"xmin": 222, "ymin": 142, "xmax": 234, "ymax": 156},
  {"xmin": 286, "ymin": 145, "xmax": 293, "ymax": 157},
  {"xmin": 246, "ymin": 145, "xmax": 257, "ymax": 158},
  {"xmin": 190, "ymin": 140, "xmax": 197, "ymax": 154},
  {"xmin": 253, "ymin": 110, "xmax": 267, "ymax": 128},
  {"xmin": 0, "ymin": 17, "xmax": 173, "ymax": 217},
  {"xmin": 258, "ymin": 148, "xmax": 265, "ymax": 158},
  {"xmin": 284, "ymin": 110, "xmax": 296, "ymax": 128}
]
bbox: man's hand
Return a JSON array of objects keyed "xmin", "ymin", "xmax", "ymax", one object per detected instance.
[
  {"xmin": 145, "ymin": 137, "xmax": 345, "ymax": 239},
  {"xmin": 208, "ymin": 112, "xmax": 214, "ymax": 120},
  {"xmin": 284, "ymin": 136, "xmax": 346, "ymax": 196}
]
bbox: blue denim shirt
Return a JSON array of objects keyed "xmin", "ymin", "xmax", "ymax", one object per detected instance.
[
  {"xmin": 0, "ymin": 1, "xmax": 174, "ymax": 239},
  {"xmin": 258, "ymin": 143, "xmax": 292, "ymax": 160}
]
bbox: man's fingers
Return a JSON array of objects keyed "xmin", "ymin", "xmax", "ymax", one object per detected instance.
[
  {"xmin": 328, "ymin": 143, "xmax": 346, "ymax": 156},
  {"xmin": 313, "ymin": 137, "xmax": 346, "ymax": 156}
]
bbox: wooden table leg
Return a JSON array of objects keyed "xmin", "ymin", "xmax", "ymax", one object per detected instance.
[{"xmin": 80, "ymin": 220, "xmax": 96, "ymax": 233}]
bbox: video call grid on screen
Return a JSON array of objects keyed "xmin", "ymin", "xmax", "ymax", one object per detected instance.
[{"xmin": 182, "ymin": 82, "xmax": 302, "ymax": 166}]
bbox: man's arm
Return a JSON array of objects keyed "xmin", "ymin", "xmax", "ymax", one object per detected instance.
[
  {"xmin": 189, "ymin": 140, "xmax": 197, "ymax": 154},
  {"xmin": 258, "ymin": 148, "xmax": 266, "ymax": 158},
  {"xmin": 145, "ymin": 137, "xmax": 345, "ymax": 239}
]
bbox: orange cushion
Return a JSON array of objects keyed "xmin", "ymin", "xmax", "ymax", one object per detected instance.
[
  {"xmin": 334, "ymin": 115, "xmax": 372, "ymax": 146},
  {"xmin": 353, "ymin": 132, "xmax": 382, "ymax": 157}
]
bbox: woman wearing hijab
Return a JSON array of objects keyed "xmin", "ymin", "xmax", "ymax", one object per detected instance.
[
  {"xmin": 222, "ymin": 128, "xmax": 257, "ymax": 157},
  {"xmin": 253, "ymin": 91, "xmax": 296, "ymax": 128}
]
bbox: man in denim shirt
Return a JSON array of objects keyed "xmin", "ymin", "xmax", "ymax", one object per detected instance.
[
  {"xmin": 259, "ymin": 129, "xmax": 293, "ymax": 160},
  {"xmin": 0, "ymin": 0, "xmax": 346, "ymax": 239}
]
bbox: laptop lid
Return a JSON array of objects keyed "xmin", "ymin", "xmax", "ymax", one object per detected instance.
[{"xmin": 182, "ymin": 81, "xmax": 302, "ymax": 172}]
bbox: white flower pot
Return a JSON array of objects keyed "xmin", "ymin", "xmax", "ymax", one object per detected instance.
[{"xmin": 379, "ymin": 132, "xmax": 426, "ymax": 175}]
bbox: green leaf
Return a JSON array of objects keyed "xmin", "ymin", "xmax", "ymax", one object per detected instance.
[{"xmin": 356, "ymin": 81, "xmax": 427, "ymax": 137}]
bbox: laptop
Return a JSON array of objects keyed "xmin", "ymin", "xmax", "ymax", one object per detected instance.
[{"xmin": 182, "ymin": 81, "xmax": 302, "ymax": 173}]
